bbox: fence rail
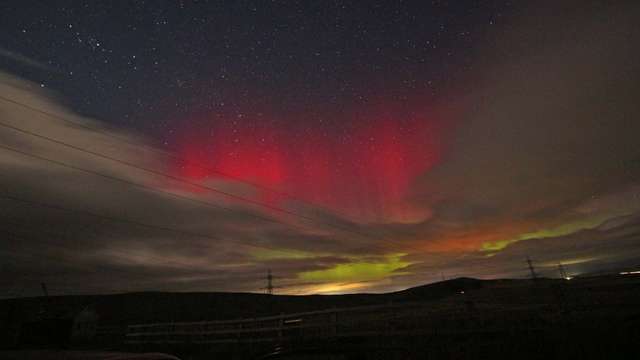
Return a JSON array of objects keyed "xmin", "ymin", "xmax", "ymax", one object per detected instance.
[{"xmin": 124, "ymin": 301, "xmax": 560, "ymax": 345}]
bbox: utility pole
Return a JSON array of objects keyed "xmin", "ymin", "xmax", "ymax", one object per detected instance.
[{"xmin": 526, "ymin": 256, "xmax": 538, "ymax": 280}]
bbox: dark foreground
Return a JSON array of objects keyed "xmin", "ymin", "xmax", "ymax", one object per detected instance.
[{"xmin": 2, "ymin": 275, "xmax": 639, "ymax": 359}]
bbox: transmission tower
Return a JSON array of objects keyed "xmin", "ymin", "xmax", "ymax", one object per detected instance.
[
  {"xmin": 262, "ymin": 269, "xmax": 280, "ymax": 295},
  {"xmin": 261, "ymin": 269, "xmax": 284, "ymax": 295},
  {"xmin": 526, "ymin": 256, "xmax": 538, "ymax": 280}
]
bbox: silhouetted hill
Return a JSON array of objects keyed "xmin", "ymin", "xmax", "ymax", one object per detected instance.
[
  {"xmin": 0, "ymin": 278, "xmax": 482, "ymax": 326},
  {"xmin": 390, "ymin": 277, "xmax": 485, "ymax": 300},
  {"xmin": 2, "ymin": 275, "xmax": 639, "ymax": 330}
]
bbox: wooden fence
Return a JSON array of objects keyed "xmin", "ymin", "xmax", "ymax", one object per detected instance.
[{"xmin": 124, "ymin": 301, "xmax": 560, "ymax": 345}]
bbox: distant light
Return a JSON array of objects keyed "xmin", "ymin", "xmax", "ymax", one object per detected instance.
[
  {"xmin": 564, "ymin": 276, "xmax": 573, "ymax": 280},
  {"xmin": 619, "ymin": 271, "xmax": 640, "ymax": 275},
  {"xmin": 459, "ymin": 290, "xmax": 465, "ymax": 294}
]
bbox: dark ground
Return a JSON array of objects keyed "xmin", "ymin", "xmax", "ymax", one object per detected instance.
[{"xmin": 1, "ymin": 275, "xmax": 639, "ymax": 359}]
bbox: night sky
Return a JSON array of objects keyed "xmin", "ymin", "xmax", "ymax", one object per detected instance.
[{"xmin": 1, "ymin": 1, "xmax": 640, "ymax": 297}]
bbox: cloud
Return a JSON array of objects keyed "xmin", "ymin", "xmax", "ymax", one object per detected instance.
[
  {"xmin": 0, "ymin": 72, "xmax": 402, "ymax": 297},
  {"xmin": 1, "ymin": 1, "xmax": 640, "ymax": 297},
  {"xmin": 0, "ymin": 73, "xmax": 285, "ymax": 296},
  {"xmin": 409, "ymin": 0, "xmax": 640, "ymax": 252}
]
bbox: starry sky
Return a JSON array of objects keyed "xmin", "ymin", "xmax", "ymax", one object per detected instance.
[{"xmin": 1, "ymin": 1, "xmax": 640, "ymax": 297}]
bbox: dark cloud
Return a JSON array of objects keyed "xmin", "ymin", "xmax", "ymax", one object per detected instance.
[{"xmin": 411, "ymin": 0, "xmax": 640, "ymax": 244}]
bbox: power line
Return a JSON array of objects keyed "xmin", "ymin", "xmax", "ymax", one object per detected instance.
[
  {"xmin": 0, "ymin": 194, "xmax": 319, "ymax": 290},
  {"xmin": 0, "ymin": 94, "xmax": 362, "ymax": 223},
  {"xmin": 1, "ymin": 143, "xmax": 384, "ymax": 256},
  {"xmin": 0, "ymin": 144, "xmax": 394, "ymax": 256},
  {"xmin": 0, "ymin": 192, "xmax": 389, "ymax": 269},
  {"xmin": 0, "ymin": 120, "xmax": 305, "ymax": 218},
  {"xmin": 0, "ymin": 95, "xmax": 149, "ymax": 150},
  {"xmin": 0, "ymin": 143, "xmax": 280, "ymax": 226},
  {"xmin": 0, "ymin": 120, "xmax": 389, "ymax": 245}
]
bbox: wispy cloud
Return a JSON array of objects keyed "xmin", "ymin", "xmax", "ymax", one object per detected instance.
[{"xmin": 0, "ymin": 48, "xmax": 55, "ymax": 72}]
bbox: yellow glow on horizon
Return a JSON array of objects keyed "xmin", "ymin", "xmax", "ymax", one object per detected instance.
[{"xmin": 295, "ymin": 281, "xmax": 372, "ymax": 295}]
